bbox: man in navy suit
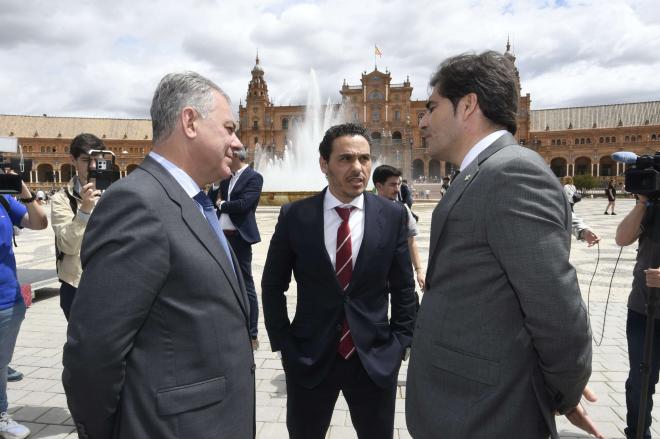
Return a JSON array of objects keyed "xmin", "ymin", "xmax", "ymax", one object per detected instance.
[
  {"xmin": 262, "ymin": 123, "xmax": 417, "ymax": 439},
  {"xmin": 210, "ymin": 146, "xmax": 263, "ymax": 349}
]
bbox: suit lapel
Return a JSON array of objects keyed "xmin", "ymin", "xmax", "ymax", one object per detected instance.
[
  {"xmin": 347, "ymin": 192, "xmax": 381, "ymax": 295},
  {"xmin": 139, "ymin": 157, "xmax": 249, "ymax": 319},
  {"xmin": 230, "ymin": 167, "xmax": 252, "ymax": 196},
  {"xmin": 314, "ymin": 189, "xmax": 342, "ymax": 287},
  {"xmin": 426, "ymin": 133, "xmax": 518, "ymax": 278}
]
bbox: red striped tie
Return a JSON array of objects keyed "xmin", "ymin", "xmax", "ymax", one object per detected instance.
[{"xmin": 335, "ymin": 206, "xmax": 356, "ymax": 360}]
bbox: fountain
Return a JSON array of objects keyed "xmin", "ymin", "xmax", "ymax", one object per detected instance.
[{"xmin": 254, "ymin": 70, "xmax": 345, "ymax": 206}]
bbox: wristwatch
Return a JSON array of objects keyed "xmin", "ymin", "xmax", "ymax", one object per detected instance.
[{"xmin": 19, "ymin": 192, "xmax": 36, "ymax": 203}]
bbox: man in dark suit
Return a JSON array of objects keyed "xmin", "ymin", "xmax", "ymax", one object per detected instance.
[
  {"xmin": 398, "ymin": 179, "xmax": 413, "ymax": 208},
  {"xmin": 405, "ymin": 52, "xmax": 600, "ymax": 439},
  {"xmin": 209, "ymin": 147, "xmax": 263, "ymax": 350},
  {"xmin": 262, "ymin": 123, "xmax": 417, "ymax": 439},
  {"xmin": 62, "ymin": 72, "xmax": 255, "ymax": 439}
]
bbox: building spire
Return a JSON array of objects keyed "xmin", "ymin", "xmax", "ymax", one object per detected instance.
[
  {"xmin": 506, "ymin": 35, "xmax": 511, "ymax": 53},
  {"xmin": 256, "ymin": 49, "xmax": 260, "ymax": 65}
]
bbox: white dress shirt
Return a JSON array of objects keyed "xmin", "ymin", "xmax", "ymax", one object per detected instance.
[
  {"xmin": 323, "ymin": 189, "xmax": 364, "ymax": 269},
  {"xmin": 219, "ymin": 164, "xmax": 249, "ymax": 230},
  {"xmin": 459, "ymin": 130, "xmax": 508, "ymax": 171},
  {"xmin": 149, "ymin": 152, "xmax": 205, "ymax": 219}
]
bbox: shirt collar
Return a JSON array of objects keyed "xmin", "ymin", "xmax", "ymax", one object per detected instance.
[
  {"xmin": 232, "ymin": 164, "xmax": 249, "ymax": 179},
  {"xmin": 149, "ymin": 151, "xmax": 201, "ymax": 198},
  {"xmin": 459, "ymin": 130, "xmax": 508, "ymax": 171},
  {"xmin": 323, "ymin": 187, "xmax": 364, "ymax": 212}
]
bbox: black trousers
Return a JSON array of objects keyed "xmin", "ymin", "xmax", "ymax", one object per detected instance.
[
  {"xmin": 625, "ymin": 309, "xmax": 660, "ymax": 439},
  {"xmin": 285, "ymin": 354, "xmax": 397, "ymax": 439},
  {"xmin": 225, "ymin": 233, "xmax": 259, "ymax": 338},
  {"xmin": 60, "ymin": 281, "xmax": 77, "ymax": 321}
]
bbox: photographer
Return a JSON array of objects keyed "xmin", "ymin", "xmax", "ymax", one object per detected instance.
[
  {"xmin": 616, "ymin": 195, "xmax": 660, "ymax": 439},
  {"xmin": 51, "ymin": 133, "xmax": 102, "ymax": 320},
  {"xmin": 0, "ymin": 174, "xmax": 47, "ymax": 439}
]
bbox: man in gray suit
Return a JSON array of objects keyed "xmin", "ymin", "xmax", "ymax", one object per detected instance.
[
  {"xmin": 63, "ymin": 72, "xmax": 255, "ymax": 439},
  {"xmin": 405, "ymin": 52, "xmax": 601, "ymax": 439}
]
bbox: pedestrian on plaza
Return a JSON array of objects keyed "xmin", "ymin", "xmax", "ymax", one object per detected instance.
[
  {"xmin": 398, "ymin": 178, "xmax": 413, "ymax": 209},
  {"xmin": 405, "ymin": 51, "xmax": 600, "ymax": 439},
  {"xmin": 209, "ymin": 145, "xmax": 263, "ymax": 351},
  {"xmin": 605, "ymin": 179, "xmax": 617, "ymax": 215},
  {"xmin": 262, "ymin": 123, "xmax": 417, "ymax": 439},
  {"xmin": 440, "ymin": 176, "xmax": 450, "ymax": 198},
  {"xmin": 0, "ymin": 174, "xmax": 48, "ymax": 439},
  {"xmin": 615, "ymin": 195, "xmax": 660, "ymax": 439},
  {"xmin": 51, "ymin": 133, "xmax": 103, "ymax": 320},
  {"xmin": 373, "ymin": 165, "xmax": 425, "ymax": 291},
  {"xmin": 63, "ymin": 72, "xmax": 255, "ymax": 439},
  {"xmin": 563, "ymin": 177, "xmax": 600, "ymax": 247}
]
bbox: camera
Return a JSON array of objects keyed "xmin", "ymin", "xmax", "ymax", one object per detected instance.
[
  {"xmin": 624, "ymin": 152, "xmax": 660, "ymax": 198},
  {"xmin": 87, "ymin": 149, "xmax": 120, "ymax": 190}
]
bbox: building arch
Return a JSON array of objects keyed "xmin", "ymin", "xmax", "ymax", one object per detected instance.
[
  {"xmin": 392, "ymin": 131, "xmax": 402, "ymax": 140},
  {"xmin": 37, "ymin": 163, "xmax": 54, "ymax": 182},
  {"xmin": 412, "ymin": 159, "xmax": 425, "ymax": 180},
  {"xmin": 60, "ymin": 163, "xmax": 75, "ymax": 182},
  {"xmin": 574, "ymin": 156, "xmax": 592, "ymax": 176},
  {"xmin": 429, "ymin": 159, "xmax": 441, "ymax": 181},
  {"xmin": 550, "ymin": 157, "xmax": 567, "ymax": 177},
  {"xmin": 599, "ymin": 156, "xmax": 615, "ymax": 177}
]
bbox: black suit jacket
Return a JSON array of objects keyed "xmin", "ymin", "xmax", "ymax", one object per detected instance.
[
  {"xmin": 209, "ymin": 166, "xmax": 263, "ymax": 244},
  {"xmin": 63, "ymin": 156, "xmax": 255, "ymax": 439},
  {"xmin": 262, "ymin": 189, "xmax": 417, "ymax": 389}
]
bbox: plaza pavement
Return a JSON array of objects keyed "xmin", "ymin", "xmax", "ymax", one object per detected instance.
[{"xmin": 5, "ymin": 197, "xmax": 650, "ymax": 438}]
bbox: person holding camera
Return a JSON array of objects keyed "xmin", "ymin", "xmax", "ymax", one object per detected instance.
[
  {"xmin": 51, "ymin": 133, "xmax": 103, "ymax": 320},
  {"xmin": 616, "ymin": 195, "xmax": 660, "ymax": 439},
  {"xmin": 0, "ymin": 177, "xmax": 48, "ymax": 439}
]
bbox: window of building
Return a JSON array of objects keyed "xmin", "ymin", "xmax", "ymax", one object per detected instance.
[
  {"xmin": 611, "ymin": 136, "xmax": 616, "ymax": 143},
  {"xmin": 586, "ymin": 138, "xmax": 591, "ymax": 144},
  {"xmin": 599, "ymin": 137, "xmax": 604, "ymax": 143},
  {"xmin": 282, "ymin": 118, "xmax": 289, "ymax": 130},
  {"xmin": 625, "ymin": 135, "xmax": 630, "ymax": 142},
  {"xmin": 653, "ymin": 134, "xmax": 657, "ymax": 141},
  {"xmin": 372, "ymin": 109, "xmax": 380, "ymax": 122},
  {"xmin": 253, "ymin": 120, "xmax": 259, "ymax": 130},
  {"xmin": 394, "ymin": 110, "xmax": 400, "ymax": 121},
  {"xmin": 368, "ymin": 90, "xmax": 384, "ymax": 101}
]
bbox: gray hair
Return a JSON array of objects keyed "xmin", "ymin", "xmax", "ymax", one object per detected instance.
[{"xmin": 150, "ymin": 71, "xmax": 230, "ymax": 144}]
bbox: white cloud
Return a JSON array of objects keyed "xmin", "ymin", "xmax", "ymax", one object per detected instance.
[{"xmin": 0, "ymin": 0, "xmax": 658, "ymax": 118}]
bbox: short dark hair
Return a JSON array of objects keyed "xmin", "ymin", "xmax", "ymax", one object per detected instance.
[
  {"xmin": 430, "ymin": 51, "xmax": 519, "ymax": 135},
  {"xmin": 69, "ymin": 133, "xmax": 104, "ymax": 159},
  {"xmin": 372, "ymin": 164, "xmax": 402, "ymax": 186},
  {"xmin": 319, "ymin": 123, "xmax": 371, "ymax": 161}
]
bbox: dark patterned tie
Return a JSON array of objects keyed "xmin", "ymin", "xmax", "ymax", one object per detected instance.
[
  {"xmin": 335, "ymin": 206, "xmax": 356, "ymax": 360},
  {"xmin": 193, "ymin": 191, "xmax": 237, "ymax": 278}
]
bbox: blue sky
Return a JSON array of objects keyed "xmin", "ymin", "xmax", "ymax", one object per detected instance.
[{"xmin": 0, "ymin": 0, "xmax": 658, "ymax": 118}]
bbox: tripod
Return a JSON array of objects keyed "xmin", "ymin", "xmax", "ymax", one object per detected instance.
[{"xmin": 636, "ymin": 202, "xmax": 660, "ymax": 439}]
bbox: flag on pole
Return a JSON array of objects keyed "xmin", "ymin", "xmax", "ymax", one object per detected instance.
[{"xmin": 375, "ymin": 45, "xmax": 383, "ymax": 58}]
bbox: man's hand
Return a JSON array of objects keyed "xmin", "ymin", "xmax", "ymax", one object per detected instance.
[
  {"xmin": 564, "ymin": 387, "xmax": 604, "ymax": 439},
  {"xmin": 582, "ymin": 229, "xmax": 601, "ymax": 247},
  {"xmin": 416, "ymin": 269, "xmax": 425, "ymax": 291},
  {"xmin": 79, "ymin": 182, "xmax": 101, "ymax": 214},
  {"xmin": 646, "ymin": 267, "xmax": 660, "ymax": 288}
]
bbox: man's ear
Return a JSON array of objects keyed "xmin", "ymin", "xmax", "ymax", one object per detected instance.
[
  {"xmin": 461, "ymin": 93, "xmax": 479, "ymax": 120},
  {"xmin": 181, "ymin": 107, "xmax": 198, "ymax": 139},
  {"xmin": 319, "ymin": 156, "xmax": 328, "ymax": 175}
]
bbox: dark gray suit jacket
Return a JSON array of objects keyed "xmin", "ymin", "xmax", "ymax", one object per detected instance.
[
  {"xmin": 405, "ymin": 133, "xmax": 592, "ymax": 439},
  {"xmin": 62, "ymin": 156, "xmax": 255, "ymax": 439}
]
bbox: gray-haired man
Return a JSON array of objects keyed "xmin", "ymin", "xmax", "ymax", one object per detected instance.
[{"xmin": 63, "ymin": 72, "xmax": 255, "ymax": 439}]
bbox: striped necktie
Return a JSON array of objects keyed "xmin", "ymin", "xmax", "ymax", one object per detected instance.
[{"xmin": 335, "ymin": 206, "xmax": 356, "ymax": 360}]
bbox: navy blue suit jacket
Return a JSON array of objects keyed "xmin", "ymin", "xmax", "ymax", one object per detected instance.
[
  {"xmin": 209, "ymin": 166, "xmax": 263, "ymax": 245},
  {"xmin": 261, "ymin": 189, "xmax": 417, "ymax": 389}
]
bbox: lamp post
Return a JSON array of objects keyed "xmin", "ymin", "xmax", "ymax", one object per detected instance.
[{"xmin": 406, "ymin": 114, "xmax": 413, "ymax": 181}]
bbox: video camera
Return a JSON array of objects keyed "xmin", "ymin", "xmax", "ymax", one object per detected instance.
[
  {"xmin": 87, "ymin": 149, "xmax": 120, "ymax": 190},
  {"xmin": 612, "ymin": 152, "xmax": 660, "ymax": 198},
  {"xmin": 0, "ymin": 137, "xmax": 32, "ymax": 195}
]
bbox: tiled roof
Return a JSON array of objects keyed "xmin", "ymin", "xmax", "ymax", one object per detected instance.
[
  {"xmin": 0, "ymin": 114, "xmax": 152, "ymax": 140},
  {"xmin": 531, "ymin": 101, "xmax": 660, "ymax": 132}
]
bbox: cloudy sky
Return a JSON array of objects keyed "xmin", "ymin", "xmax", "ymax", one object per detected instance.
[{"xmin": 1, "ymin": 0, "xmax": 659, "ymax": 119}]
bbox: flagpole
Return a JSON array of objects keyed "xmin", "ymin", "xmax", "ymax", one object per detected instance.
[{"xmin": 374, "ymin": 44, "xmax": 377, "ymax": 70}]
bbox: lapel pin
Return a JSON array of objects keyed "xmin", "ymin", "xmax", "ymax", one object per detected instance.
[{"xmin": 464, "ymin": 174, "xmax": 472, "ymax": 181}]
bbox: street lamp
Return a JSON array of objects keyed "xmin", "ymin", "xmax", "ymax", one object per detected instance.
[{"xmin": 406, "ymin": 114, "xmax": 413, "ymax": 181}]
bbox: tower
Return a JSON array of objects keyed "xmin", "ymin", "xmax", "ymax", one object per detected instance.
[{"xmin": 241, "ymin": 53, "xmax": 272, "ymax": 154}]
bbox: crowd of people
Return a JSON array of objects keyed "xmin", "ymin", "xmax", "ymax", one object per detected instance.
[{"xmin": 0, "ymin": 50, "xmax": 658, "ymax": 439}]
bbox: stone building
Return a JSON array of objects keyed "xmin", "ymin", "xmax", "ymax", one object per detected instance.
[{"xmin": 2, "ymin": 43, "xmax": 659, "ymax": 191}]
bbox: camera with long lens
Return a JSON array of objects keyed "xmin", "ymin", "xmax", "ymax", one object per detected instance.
[
  {"xmin": 624, "ymin": 152, "xmax": 660, "ymax": 198},
  {"xmin": 87, "ymin": 149, "xmax": 120, "ymax": 190},
  {"xmin": 0, "ymin": 137, "xmax": 32, "ymax": 194}
]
